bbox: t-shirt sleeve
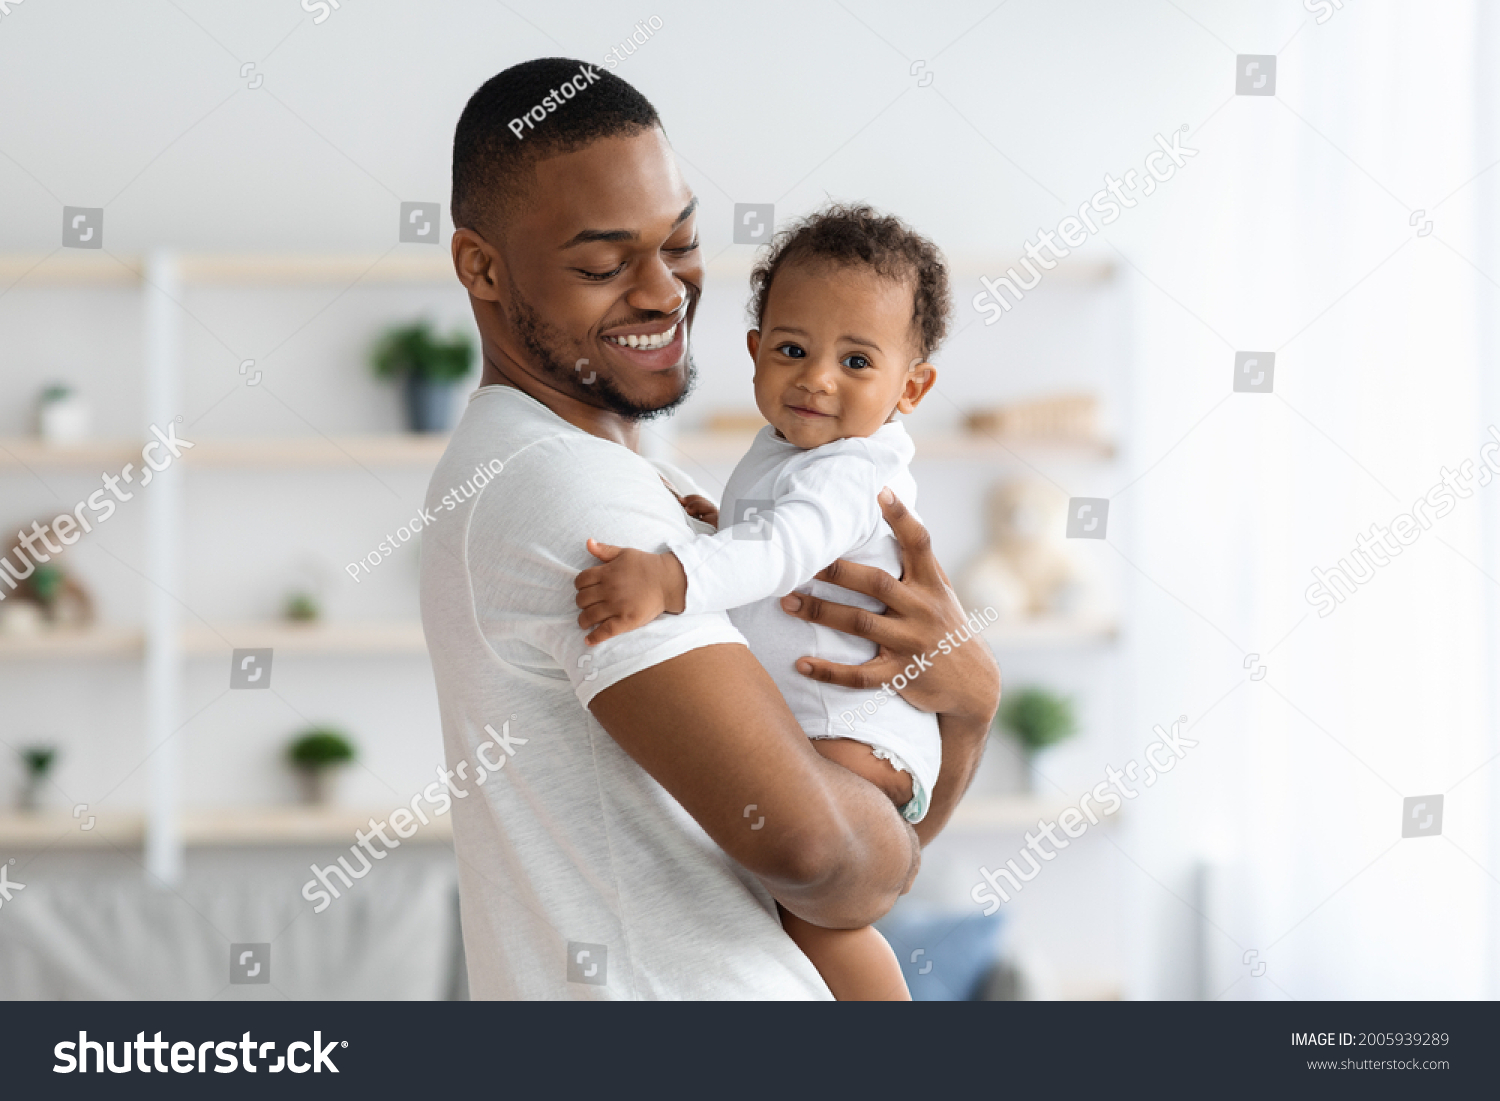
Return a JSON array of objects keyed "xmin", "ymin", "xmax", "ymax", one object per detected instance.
[
  {"xmin": 667, "ymin": 441, "xmax": 884, "ymax": 615},
  {"xmin": 465, "ymin": 435, "xmax": 746, "ymax": 707}
]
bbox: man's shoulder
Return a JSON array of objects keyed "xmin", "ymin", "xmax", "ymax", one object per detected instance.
[{"xmin": 442, "ymin": 388, "xmax": 665, "ymax": 501}]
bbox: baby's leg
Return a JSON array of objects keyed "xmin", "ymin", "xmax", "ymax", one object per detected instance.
[
  {"xmin": 780, "ymin": 738, "xmax": 915, "ymax": 1001},
  {"xmin": 780, "ymin": 904, "xmax": 912, "ymax": 1000}
]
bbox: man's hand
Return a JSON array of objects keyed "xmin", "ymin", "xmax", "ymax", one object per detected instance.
[
  {"xmin": 679, "ymin": 494, "xmax": 720, "ymax": 528},
  {"xmin": 575, "ymin": 539, "xmax": 688, "ymax": 645},
  {"xmin": 778, "ymin": 488, "xmax": 1001, "ymax": 842}
]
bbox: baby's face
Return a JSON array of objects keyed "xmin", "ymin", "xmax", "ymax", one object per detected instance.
[{"xmin": 748, "ymin": 260, "xmax": 935, "ymax": 449}]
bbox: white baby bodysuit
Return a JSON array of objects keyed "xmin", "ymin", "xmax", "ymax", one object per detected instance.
[{"xmin": 668, "ymin": 420, "xmax": 941, "ymax": 822}]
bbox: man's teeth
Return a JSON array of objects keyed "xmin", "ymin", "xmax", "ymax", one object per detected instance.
[{"xmin": 606, "ymin": 323, "xmax": 677, "ymax": 350}]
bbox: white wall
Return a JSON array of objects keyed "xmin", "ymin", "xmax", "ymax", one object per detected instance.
[{"xmin": 2, "ymin": 0, "xmax": 1494, "ymax": 1000}]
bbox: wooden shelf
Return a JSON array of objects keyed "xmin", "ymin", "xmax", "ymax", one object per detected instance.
[
  {"xmin": 0, "ymin": 434, "xmax": 450, "ymax": 471},
  {"xmin": 0, "ymin": 626, "xmax": 144, "ymax": 658},
  {"xmin": 664, "ymin": 431, "xmax": 1115, "ymax": 465},
  {"xmin": 181, "ymin": 621, "xmax": 428, "ymax": 656},
  {"xmin": 0, "ymin": 622, "xmax": 427, "ymax": 660},
  {"xmin": 186, "ymin": 434, "xmax": 451, "ymax": 468},
  {"xmin": 915, "ymin": 435, "xmax": 1116, "ymax": 462},
  {"xmin": 985, "ymin": 617, "xmax": 1118, "ymax": 647},
  {"xmin": 0, "ymin": 252, "xmax": 457, "ymax": 287},
  {"xmin": 0, "ymin": 806, "xmax": 453, "ymax": 848},
  {"xmin": 0, "ymin": 438, "xmax": 141, "ymax": 470},
  {"xmin": 949, "ymin": 794, "xmax": 1124, "ymax": 830}
]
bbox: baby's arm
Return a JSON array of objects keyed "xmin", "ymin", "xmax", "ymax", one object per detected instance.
[
  {"xmin": 573, "ymin": 493, "xmax": 719, "ymax": 645},
  {"xmin": 574, "ymin": 539, "xmax": 688, "ymax": 646},
  {"xmin": 576, "ymin": 446, "xmax": 883, "ymax": 643}
]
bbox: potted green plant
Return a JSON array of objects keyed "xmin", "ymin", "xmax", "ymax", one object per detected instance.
[
  {"xmin": 286, "ymin": 727, "xmax": 356, "ymax": 806},
  {"xmin": 370, "ymin": 321, "xmax": 476, "ymax": 433},
  {"xmin": 995, "ymin": 686, "xmax": 1076, "ymax": 791},
  {"xmin": 283, "ymin": 591, "xmax": 321, "ymax": 623},
  {"xmin": 18, "ymin": 745, "xmax": 57, "ymax": 811},
  {"xmin": 36, "ymin": 383, "xmax": 90, "ymax": 445}
]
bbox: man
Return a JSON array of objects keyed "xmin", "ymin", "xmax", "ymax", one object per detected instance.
[{"xmin": 420, "ymin": 58, "xmax": 999, "ymax": 999}]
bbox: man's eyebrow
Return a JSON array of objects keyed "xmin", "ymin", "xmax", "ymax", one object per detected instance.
[
  {"xmin": 559, "ymin": 197, "xmax": 700, "ymax": 250},
  {"xmin": 768, "ymin": 325, "xmax": 883, "ymax": 352},
  {"xmin": 671, "ymin": 196, "xmax": 699, "ymax": 229}
]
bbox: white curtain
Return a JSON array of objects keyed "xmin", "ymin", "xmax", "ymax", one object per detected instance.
[{"xmin": 1121, "ymin": 2, "xmax": 1497, "ymax": 999}]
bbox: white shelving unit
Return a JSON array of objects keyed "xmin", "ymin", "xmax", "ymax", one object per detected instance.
[
  {"xmin": 0, "ymin": 250, "xmax": 463, "ymax": 883},
  {"xmin": 0, "ymin": 806, "xmax": 452, "ymax": 848},
  {"xmin": 0, "ymin": 435, "xmax": 451, "ymax": 471},
  {"xmin": 0, "ymin": 250, "xmax": 1124, "ymax": 885}
]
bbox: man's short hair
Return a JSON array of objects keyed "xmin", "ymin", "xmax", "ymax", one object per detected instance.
[
  {"xmin": 451, "ymin": 58, "xmax": 661, "ymax": 238},
  {"xmin": 748, "ymin": 203, "xmax": 953, "ymax": 361}
]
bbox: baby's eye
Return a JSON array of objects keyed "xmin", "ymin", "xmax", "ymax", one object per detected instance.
[
  {"xmin": 775, "ymin": 342, "xmax": 806, "ymax": 359},
  {"xmin": 841, "ymin": 353, "xmax": 872, "ymax": 370}
]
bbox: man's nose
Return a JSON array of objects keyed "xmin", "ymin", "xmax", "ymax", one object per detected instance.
[{"xmin": 628, "ymin": 255, "xmax": 686, "ymax": 315}]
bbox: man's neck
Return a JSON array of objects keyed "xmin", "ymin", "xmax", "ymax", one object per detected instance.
[{"xmin": 479, "ymin": 355, "xmax": 640, "ymax": 452}]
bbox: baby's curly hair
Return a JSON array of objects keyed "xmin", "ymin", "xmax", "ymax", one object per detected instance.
[{"xmin": 747, "ymin": 203, "xmax": 952, "ymax": 361}]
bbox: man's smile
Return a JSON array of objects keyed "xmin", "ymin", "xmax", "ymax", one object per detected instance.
[{"xmin": 598, "ymin": 313, "xmax": 688, "ymax": 371}]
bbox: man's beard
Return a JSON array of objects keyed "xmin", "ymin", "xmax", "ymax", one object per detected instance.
[{"xmin": 507, "ymin": 284, "xmax": 697, "ymax": 422}]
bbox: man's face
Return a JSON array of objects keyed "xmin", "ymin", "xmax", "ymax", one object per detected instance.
[{"xmin": 496, "ymin": 128, "xmax": 702, "ymax": 419}]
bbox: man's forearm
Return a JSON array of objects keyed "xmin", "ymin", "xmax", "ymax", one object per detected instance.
[
  {"xmin": 765, "ymin": 759, "xmax": 921, "ymax": 928},
  {"xmin": 589, "ymin": 643, "xmax": 920, "ymax": 929},
  {"xmin": 913, "ymin": 711, "xmax": 991, "ymax": 847}
]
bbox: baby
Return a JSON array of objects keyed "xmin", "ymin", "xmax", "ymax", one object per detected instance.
[{"xmin": 573, "ymin": 203, "xmax": 950, "ymax": 1000}]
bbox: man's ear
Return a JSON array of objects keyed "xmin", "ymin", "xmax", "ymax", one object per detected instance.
[
  {"xmin": 452, "ymin": 227, "xmax": 506, "ymax": 304},
  {"xmin": 897, "ymin": 361, "xmax": 937, "ymax": 414},
  {"xmin": 746, "ymin": 328, "xmax": 761, "ymax": 360}
]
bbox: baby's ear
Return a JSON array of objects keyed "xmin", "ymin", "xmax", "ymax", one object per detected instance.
[
  {"xmin": 897, "ymin": 358, "xmax": 937, "ymax": 414},
  {"xmin": 746, "ymin": 329, "xmax": 761, "ymax": 359}
]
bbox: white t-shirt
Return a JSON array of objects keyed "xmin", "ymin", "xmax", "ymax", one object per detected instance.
[
  {"xmin": 418, "ymin": 385, "xmax": 832, "ymax": 1000},
  {"xmin": 668, "ymin": 422, "xmax": 940, "ymax": 822}
]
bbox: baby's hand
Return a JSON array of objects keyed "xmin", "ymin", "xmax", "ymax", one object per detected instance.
[
  {"xmin": 574, "ymin": 539, "xmax": 689, "ymax": 645},
  {"xmin": 679, "ymin": 494, "xmax": 719, "ymax": 529}
]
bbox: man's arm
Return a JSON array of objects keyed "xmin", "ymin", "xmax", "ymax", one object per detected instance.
[
  {"xmin": 776, "ymin": 488, "xmax": 1002, "ymax": 846},
  {"xmin": 587, "ymin": 642, "xmax": 919, "ymax": 929}
]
